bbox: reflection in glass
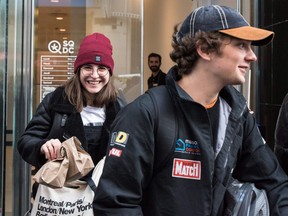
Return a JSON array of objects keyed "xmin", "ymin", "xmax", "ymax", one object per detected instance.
[{"xmin": 35, "ymin": 0, "xmax": 143, "ymax": 105}]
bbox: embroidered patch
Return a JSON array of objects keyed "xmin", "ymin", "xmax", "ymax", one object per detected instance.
[
  {"xmin": 109, "ymin": 148, "xmax": 122, "ymax": 157},
  {"xmin": 110, "ymin": 131, "xmax": 129, "ymax": 147},
  {"xmin": 175, "ymin": 139, "xmax": 201, "ymax": 155},
  {"xmin": 172, "ymin": 158, "xmax": 201, "ymax": 180}
]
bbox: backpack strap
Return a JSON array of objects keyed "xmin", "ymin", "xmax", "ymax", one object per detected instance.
[
  {"xmin": 84, "ymin": 175, "xmax": 97, "ymax": 194},
  {"xmin": 146, "ymin": 86, "xmax": 177, "ymax": 172}
]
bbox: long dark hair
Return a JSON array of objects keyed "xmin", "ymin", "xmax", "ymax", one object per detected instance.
[{"xmin": 64, "ymin": 70, "xmax": 117, "ymax": 112}]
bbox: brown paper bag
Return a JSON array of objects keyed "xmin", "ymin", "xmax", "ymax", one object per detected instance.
[
  {"xmin": 33, "ymin": 136, "xmax": 95, "ymax": 188},
  {"xmin": 33, "ymin": 147, "xmax": 68, "ymax": 188},
  {"xmin": 64, "ymin": 136, "xmax": 95, "ymax": 182}
]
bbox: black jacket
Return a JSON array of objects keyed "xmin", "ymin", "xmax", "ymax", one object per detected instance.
[
  {"xmin": 94, "ymin": 67, "xmax": 288, "ymax": 216},
  {"xmin": 274, "ymin": 93, "xmax": 288, "ymax": 174},
  {"xmin": 17, "ymin": 86, "xmax": 126, "ymax": 168},
  {"xmin": 147, "ymin": 70, "xmax": 166, "ymax": 89}
]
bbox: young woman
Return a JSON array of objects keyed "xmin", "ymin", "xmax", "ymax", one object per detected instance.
[{"xmin": 17, "ymin": 32, "xmax": 126, "ymax": 186}]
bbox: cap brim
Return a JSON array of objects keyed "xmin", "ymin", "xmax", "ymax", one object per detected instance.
[{"xmin": 219, "ymin": 26, "xmax": 274, "ymax": 46}]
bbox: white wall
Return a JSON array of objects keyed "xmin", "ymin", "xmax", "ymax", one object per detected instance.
[
  {"xmin": 142, "ymin": 0, "xmax": 245, "ymax": 91},
  {"xmin": 143, "ymin": 0, "xmax": 194, "ymax": 90}
]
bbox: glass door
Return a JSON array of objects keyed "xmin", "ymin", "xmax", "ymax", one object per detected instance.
[
  {"xmin": 1, "ymin": 0, "xmax": 33, "ymax": 215},
  {"xmin": 16, "ymin": 0, "xmax": 143, "ymax": 215},
  {"xmin": 0, "ymin": 0, "xmax": 7, "ymax": 214},
  {"xmin": 34, "ymin": 0, "xmax": 143, "ymax": 106},
  {"xmin": 1, "ymin": 0, "xmax": 143, "ymax": 215}
]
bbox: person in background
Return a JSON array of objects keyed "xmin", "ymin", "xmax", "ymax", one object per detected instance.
[
  {"xmin": 94, "ymin": 5, "xmax": 288, "ymax": 216},
  {"xmin": 147, "ymin": 52, "xmax": 166, "ymax": 89},
  {"xmin": 274, "ymin": 93, "xmax": 288, "ymax": 174},
  {"xmin": 17, "ymin": 32, "xmax": 126, "ymax": 211}
]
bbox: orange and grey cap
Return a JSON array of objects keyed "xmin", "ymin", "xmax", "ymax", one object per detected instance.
[{"xmin": 176, "ymin": 5, "xmax": 274, "ymax": 46}]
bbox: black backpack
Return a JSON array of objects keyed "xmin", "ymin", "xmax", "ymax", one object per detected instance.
[{"xmin": 146, "ymin": 86, "xmax": 270, "ymax": 216}]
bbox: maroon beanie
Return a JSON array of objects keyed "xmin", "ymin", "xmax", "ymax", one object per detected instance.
[{"xmin": 74, "ymin": 32, "xmax": 114, "ymax": 75}]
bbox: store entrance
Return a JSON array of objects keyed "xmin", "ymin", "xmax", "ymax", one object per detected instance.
[{"xmin": 0, "ymin": 0, "xmax": 143, "ymax": 215}]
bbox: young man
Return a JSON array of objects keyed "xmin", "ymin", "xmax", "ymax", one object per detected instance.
[
  {"xmin": 94, "ymin": 5, "xmax": 288, "ymax": 215},
  {"xmin": 147, "ymin": 52, "xmax": 166, "ymax": 89}
]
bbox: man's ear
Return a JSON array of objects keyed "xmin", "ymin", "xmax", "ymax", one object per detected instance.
[{"xmin": 196, "ymin": 44, "xmax": 211, "ymax": 61}]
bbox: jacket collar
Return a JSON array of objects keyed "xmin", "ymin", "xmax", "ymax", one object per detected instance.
[{"xmin": 166, "ymin": 66, "xmax": 248, "ymax": 119}]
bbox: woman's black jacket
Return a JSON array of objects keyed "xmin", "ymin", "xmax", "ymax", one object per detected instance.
[{"xmin": 17, "ymin": 86, "xmax": 126, "ymax": 168}]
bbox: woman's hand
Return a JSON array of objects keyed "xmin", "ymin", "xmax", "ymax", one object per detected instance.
[{"xmin": 40, "ymin": 139, "xmax": 62, "ymax": 160}]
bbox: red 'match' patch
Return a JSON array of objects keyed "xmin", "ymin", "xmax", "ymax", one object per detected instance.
[{"xmin": 172, "ymin": 158, "xmax": 201, "ymax": 180}]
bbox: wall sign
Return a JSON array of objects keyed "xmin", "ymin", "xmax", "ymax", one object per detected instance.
[{"xmin": 40, "ymin": 40, "xmax": 76, "ymax": 100}]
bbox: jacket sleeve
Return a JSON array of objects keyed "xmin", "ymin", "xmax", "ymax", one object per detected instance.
[
  {"xmin": 233, "ymin": 111, "xmax": 288, "ymax": 216},
  {"xmin": 274, "ymin": 93, "xmax": 288, "ymax": 174},
  {"xmin": 93, "ymin": 94, "xmax": 156, "ymax": 215},
  {"xmin": 17, "ymin": 92, "xmax": 54, "ymax": 167}
]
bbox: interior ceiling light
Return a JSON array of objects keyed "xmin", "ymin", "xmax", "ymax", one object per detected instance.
[
  {"xmin": 59, "ymin": 29, "xmax": 66, "ymax": 32},
  {"xmin": 56, "ymin": 17, "xmax": 63, "ymax": 20},
  {"xmin": 51, "ymin": 0, "xmax": 59, "ymax": 3}
]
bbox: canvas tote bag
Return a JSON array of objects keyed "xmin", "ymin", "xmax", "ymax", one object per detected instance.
[
  {"xmin": 33, "ymin": 136, "xmax": 94, "ymax": 188},
  {"xmin": 30, "ymin": 156, "xmax": 106, "ymax": 216}
]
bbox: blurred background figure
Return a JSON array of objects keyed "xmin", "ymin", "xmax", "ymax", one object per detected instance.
[{"xmin": 147, "ymin": 52, "xmax": 166, "ymax": 89}]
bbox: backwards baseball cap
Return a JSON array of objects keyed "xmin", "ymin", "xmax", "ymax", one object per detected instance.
[
  {"xmin": 177, "ymin": 5, "xmax": 274, "ymax": 46},
  {"xmin": 74, "ymin": 32, "xmax": 114, "ymax": 74}
]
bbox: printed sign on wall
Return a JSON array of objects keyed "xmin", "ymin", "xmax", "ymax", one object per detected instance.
[{"xmin": 40, "ymin": 40, "xmax": 76, "ymax": 100}]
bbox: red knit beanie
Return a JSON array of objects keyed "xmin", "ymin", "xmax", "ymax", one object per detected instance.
[{"xmin": 74, "ymin": 32, "xmax": 114, "ymax": 75}]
